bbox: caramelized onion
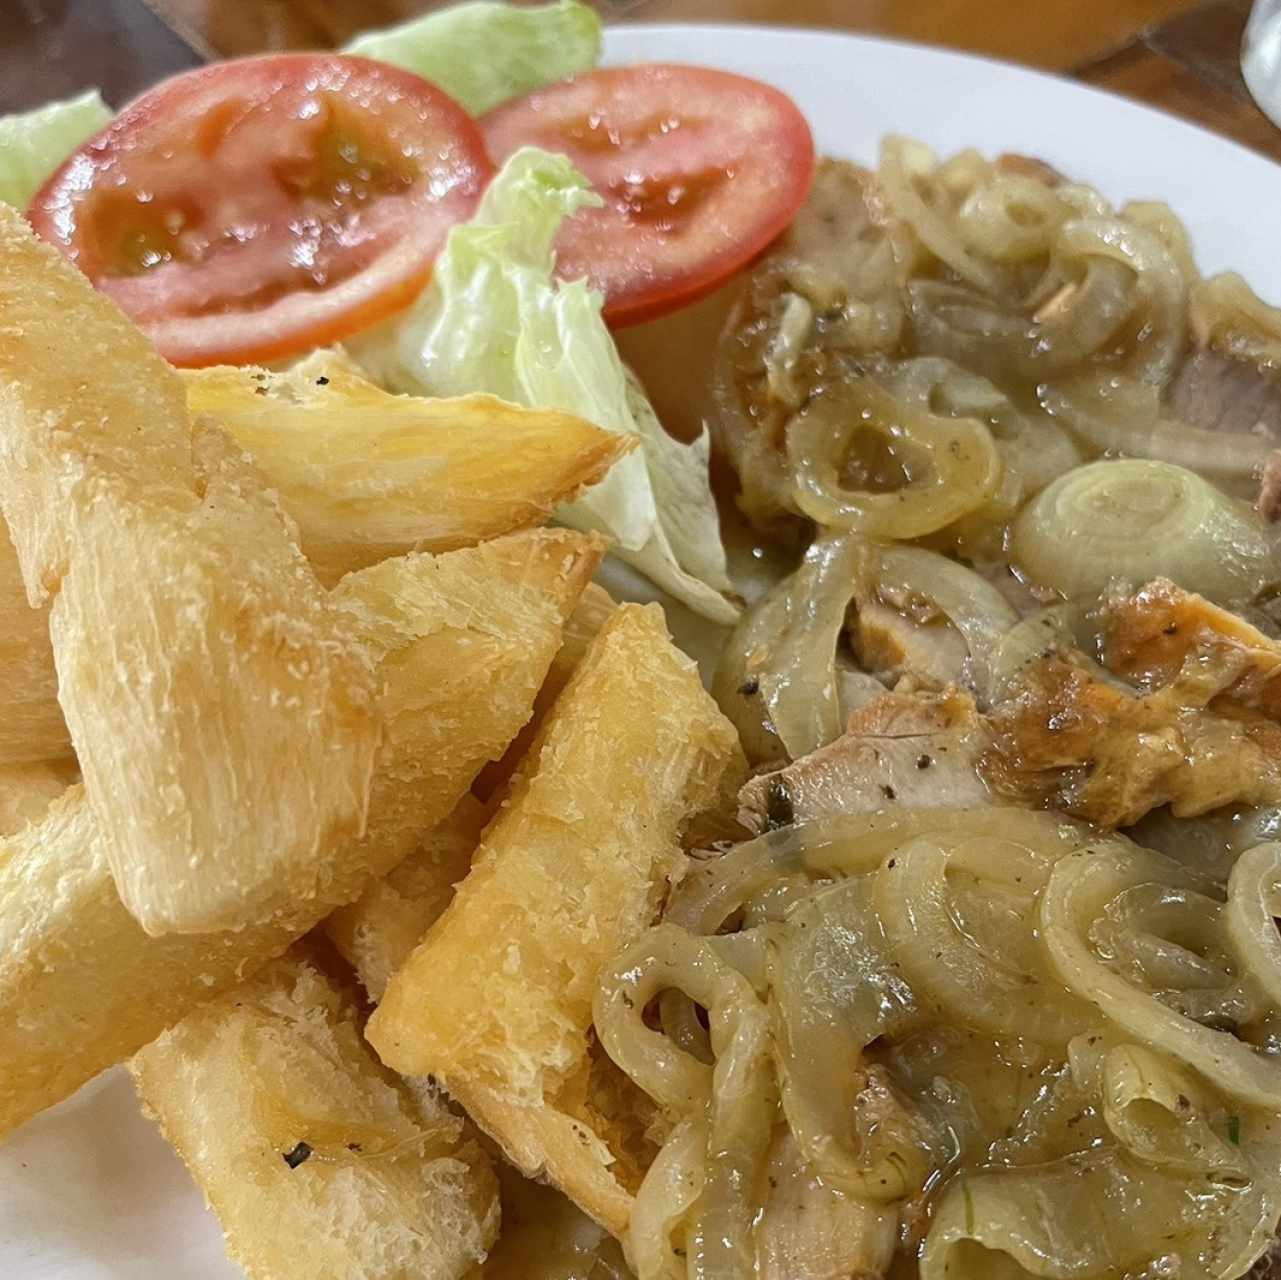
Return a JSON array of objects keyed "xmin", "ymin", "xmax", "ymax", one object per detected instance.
[
  {"xmin": 787, "ymin": 377, "xmax": 999, "ymax": 538},
  {"xmin": 1040, "ymin": 373, "xmax": 1273, "ymax": 492},
  {"xmin": 1012, "ymin": 458, "xmax": 1276, "ymax": 603}
]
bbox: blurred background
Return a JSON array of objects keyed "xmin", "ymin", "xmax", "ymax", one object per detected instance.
[{"xmin": 2, "ymin": 0, "xmax": 1278, "ymax": 158}]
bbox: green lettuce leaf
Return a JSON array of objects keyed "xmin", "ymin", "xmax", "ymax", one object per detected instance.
[
  {"xmin": 0, "ymin": 89, "xmax": 111, "ymax": 210},
  {"xmin": 344, "ymin": 0, "xmax": 601, "ymax": 117},
  {"xmin": 352, "ymin": 148, "xmax": 738, "ymax": 623}
]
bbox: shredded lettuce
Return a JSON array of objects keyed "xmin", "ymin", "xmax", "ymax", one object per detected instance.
[
  {"xmin": 344, "ymin": 0, "xmax": 601, "ymax": 116},
  {"xmin": 352, "ymin": 148, "xmax": 739, "ymax": 623},
  {"xmin": 0, "ymin": 89, "xmax": 111, "ymax": 210}
]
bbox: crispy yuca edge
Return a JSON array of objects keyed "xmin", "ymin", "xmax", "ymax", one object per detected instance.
[
  {"xmin": 474, "ymin": 581, "xmax": 617, "ymax": 803},
  {"xmin": 331, "ymin": 595, "xmax": 635, "ymax": 1236},
  {"xmin": 129, "ymin": 951, "xmax": 500, "ymax": 1280},
  {"xmin": 327, "ymin": 582, "xmax": 618, "ymax": 998},
  {"xmin": 0, "ymin": 203, "xmax": 189, "ymax": 600},
  {"xmin": 448, "ymin": 1079, "xmax": 637, "ymax": 1240},
  {"xmin": 0, "ymin": 530, "xmax": 601, "ymax": 1140},
  {"xmin": 323, "ymin": 793, "xmax": 635, "ymax": 1253},
  {"xmin": 323, "ymin": 794, "xmax": 490, "ymax": 1004},
  {"xmin": 0, "ymin": 358, "xmax": 629, "ymax": 768},
  {"xmin": 183, "ymin": 356, "xmax": 635, "ymax": 585},
  {"xmin": 0, "ymin": 207, "xmax": 383, "ymax": 935},
  {"xmin": 366, "ymin": 602, "xmax": 745, "ymax": 1234},
  {"xmin": 0, "ymin": 524, "xmax": 66, "ymax": 765}
]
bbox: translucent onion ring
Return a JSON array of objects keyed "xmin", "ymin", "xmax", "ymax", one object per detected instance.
[
  {"xmin": 874, "ymin": 835, "xmax": 1090, "ymax": 1045},
  {"xmin": 786, "ymin": 377, "xmax": 1000, "ymax": 539},
  {"xmin": 1042, "ymin": 844, "xmax": 1281, "ymax": 1108},
  {"xmin": 1226, "ymin": 842, "xmax": 1281, "ymax": 1012},
  {"xmin": 1011, "ymin": 457, "xmax": 1275, "ymax": 603}
]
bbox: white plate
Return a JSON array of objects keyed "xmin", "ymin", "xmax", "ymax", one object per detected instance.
[{"xmin": 6, "ymin": 22, "xmax": 1281, "ymax": 1278}]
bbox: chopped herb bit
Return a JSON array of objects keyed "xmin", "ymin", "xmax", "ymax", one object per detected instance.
[
  {"xmin": 881, "ymin": 784, "xmax": 896, "ymax": 800},
  {"xmin": 916, "ymin": 754, "xmax": 932, "ymax": 769},
  {"xmin": 316, "ymin": 375, "xmax": 330, "ymax": 386},
  {"xmin": 1228, "ymin": 1115, "xmax": 1241, "ymax": 1145},
  {"xmin": 738, "ymin": 676, "xmax": 760, "ymax": 696},
  {"xmin": 347, "ymin": 1143, "xmax": 362, "ymax": 1153},
  {"xmin": 765, "ymin": 778, "xmax": 795, "ymax": 831},
  {"xmin": 282, "ymin": 1141, "xmax": 312, "ymax": 1169}
]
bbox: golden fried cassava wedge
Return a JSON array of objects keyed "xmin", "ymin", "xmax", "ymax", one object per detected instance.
[
  {"xmin": 327, "ymin": 529, "xmax": 600, "ymax": 890},
  {"xmin": 366, "ymin": 604, "xmax": 744, "ymax": 1231},
  {"xmin": 0, "ymin": 758, "xmax": 77, "ymax": 838},
  {"xmin": 447, "ymin": 1063, "xmax": 656, "ymax": 1241},
  {"xmin": 324, "ymin": 794, "xmax": 489, "ymax": 1003},
  {"xmin": 474, "ymin": 581, "xmax": 617, "ymax": 802},
  {"xmin": 316, "ymin": 792, "xmax": 630, "ymax": 1262},
  {"xmin": 0, "ymin": 357, "xmax": 624, "ymax": 769},
  {"xmin": 131, "ymin": 953, "xmax": 499, "ymax": 1280},
  {"xmin": 0, "ymin": 525, "xmax": 67, "ymax": 765},
  {"xmin": 0, "ymin": 786, "xmax": 297, "ymax": 1137},
  {"xmin": 184, "ymin": 353, "xmax": 634, "ymax": 584},
  {"xmin": 0, "ymin": 529, "xmax": 600, "ymax": 1139},
  {"xmin": 0, "ymin": 208, "xmax": 381, "ymax": 935}
]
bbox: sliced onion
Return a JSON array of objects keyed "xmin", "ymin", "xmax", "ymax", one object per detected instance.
[
  {"xmin": 763, "ymin": 291, "xmax": 815, "ymax": 410},
  {"xmin": 712, "ymin": 533, "xmax": 866, "ymax": 763},
  {"xmin": 629, "ymin": 1116, "xmax": 706, "ymax": 1280},
  {"xmin": 1054, "ymin": 216, "xmax": 1187, "ymax": 387},
  {"xmin": 888, "ymin": 356, "xmax": 1082, "ymax": 499},
  {"xmin": 1042, "ymin": 843, "xmax": 1281, "ymax": 1108},
  {"xmin": 1122, "ymin": 200, "xmax": 1200, "ymax": 288},
  {"xmin": 1041, "ymin": 372, "xmax": 1273, "ymax": 492},
  {"xmin": 878, "ymin": 136, "xmax": 1006, "ymax": 294},
  {"xmin": 873, "ymin": 544, "xmax": 1017, "ymax": 702},
  {"xmin": 956, "ymin": 173, "xmax": 1070, "ymax": 263},
  {"xmin": 1226, "ymin": 843, "xmax": 1281, "ymax": 1010},
  {"xmin": 1190, "ymin": 272, "xmax": 1281, "ymax": 371},
  {"xmin": 786, "ymin": 377, "xmax": 1000, "ymax": 539},
  {"xmin": 908, "ymin": 262, "xmax": 1133, "ymax": 386},
  {"xmin": 1011, "ymin": 458, "xmax": 1277, "ymax": 604}
]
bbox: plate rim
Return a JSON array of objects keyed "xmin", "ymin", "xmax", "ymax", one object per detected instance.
[{"xmin": 603, "ymin": 19, "xmax": 1281, "ymax": 179}]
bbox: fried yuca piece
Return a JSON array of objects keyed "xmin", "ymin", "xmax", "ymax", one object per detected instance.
[
  {"xmin": 0, "ymin": 365, "xmax": 625, "ymax": 768},
  {"xmin": 131, "ymin": 951, "xmax": 499, "ymax": 1280},
  {"xmin": 0, "ymin": 529, "xmax": 600, "ymax": 1138},
  {"xmin": 473, "ymin": 581, "xmax": 617, "ymax": 802},
  {"xmin": 366, "ymin": 604, "xmax": 744, "ymax": 1232},
  {"xmin": 0, "ymin": 525, "xmax": 67, "ymax": 765},
  {"xmin": 324, "ymin": 794, "xmax": 489, "ymax": 1003},
  {"xmin": 321, "ymin": 787, "xmax": 631, "ymax": 1275},
  {"xmin": 0, "ymin": 208, "xmax": 381, "ymax": 935},
  {"xmin": 328, "ymin": 581, "xmax": 618, "ymax": 1001},
  {"xmin": 184, "ymin": 354, "xmax": 634, "ymax": 585}
]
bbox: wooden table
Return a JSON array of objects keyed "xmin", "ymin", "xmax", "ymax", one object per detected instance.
[{"xmin": 3, "ymin": 0, "xmax": 1279, "ymax": 163}]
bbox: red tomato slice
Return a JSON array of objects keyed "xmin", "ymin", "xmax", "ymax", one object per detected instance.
[
  {"xmin": 29, "ymin": 55, "xmax": 492, "ymax": 367},
  {"xmin": 482, "ymin": 64, "xmax": 815, "ymax": 327}
]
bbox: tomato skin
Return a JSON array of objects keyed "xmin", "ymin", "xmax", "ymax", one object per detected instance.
[
  {"xmin": 28, "ymin": 55, "xmax": 492, "ymax": 367},
  {"xmin": 482, "ymin": 64, "xmax": 815, "ymax": 327}
]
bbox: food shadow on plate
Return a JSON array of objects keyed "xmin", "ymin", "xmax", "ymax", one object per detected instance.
[{"xmin": 0, "ymin": 1067, "xmax": 233, "ymax": 1277}]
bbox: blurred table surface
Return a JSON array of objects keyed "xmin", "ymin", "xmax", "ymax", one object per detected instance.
[{"xmin": 3, "ymin": 0, "xmax": 1279, "ymax": 163}]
